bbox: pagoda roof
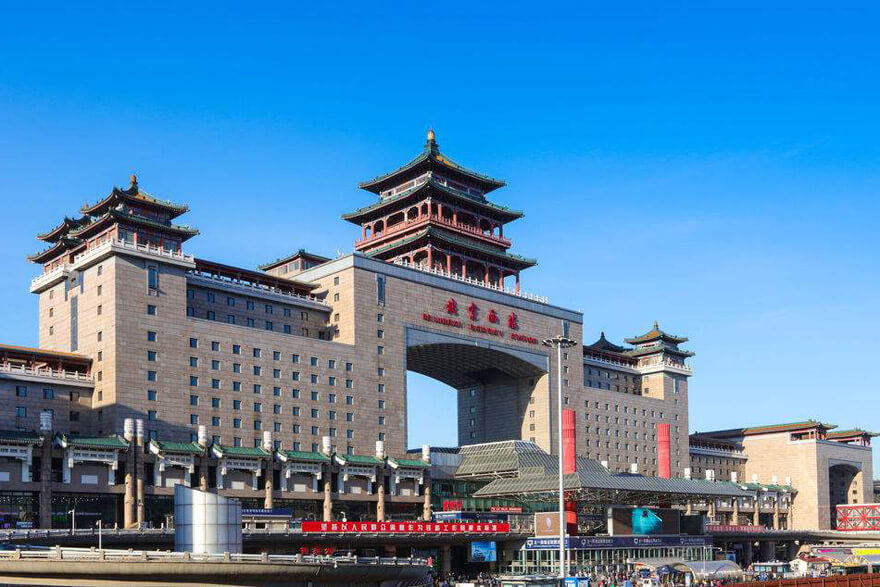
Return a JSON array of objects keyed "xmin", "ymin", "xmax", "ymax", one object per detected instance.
[
  {"xmin": 27, "ymin": 237, "xmax": 85, "ymax": 264},
  {"xmin": 149, "ymin": 440, "xmax": 205, "ymax": 455},
  {"xmin": 80, "ymin": 176, "xmax": 189, "ymax": 218},
  {"xmin": 700, "ymin": 420, "xmax": 836, "ymax": 439},
  {"xmin": 625, "ymin": 344, "xmax": 695, "ymax": 358},
  {"xmin": 275, "ymin": 450, "xmax": 331, "ymax": 463},
  {"xmin": 388, "ymin": 457, "xmax": 430, "ymax": 469},
  {"xmin": 212, "ymin": 444, "xmax": 270, "ymax": 458},
  {"xmin": 365, "ymin": 226, "xmax": 537, "ymax": 269},
  {"xmin": 0, "ymin": 430, "xmax": 44, "ymax": 445},
  {"xmin": 0, "ymin": 343, "xmax": 92, "ymax": 365},
  {"xmin": 359, "ymin": 131, "xmax": 506, "ymax": 196},
  {"xmin": 56, "ymin": 434, "xmax": 128, "ymax": 450},
  {"xmin": 625, "ymin": 321, "xmax": 689, "ymax": 345},
  {"xmin": 37, "ymin": 216, "xmax": 90, "ymax": 243},
  {"xmin": 585, "ymin": 332, "xmax": 627, "ymax": 354},
  {"xmin": 827, "ymin": 429, "xmax": 879, "ymax": 439},
  {"xmin": 257, "ymin": 249, "xmax": 331, "ymax": 272},
  {"xmin": 343, "ymin": 177, "xmax": 523, "ymax": 224},
  {"xmin": 335, "ymin": 453, "xmax": 384, "ymax": 466},
  {"xmin": 70, "ymin": 209, "xmax": 199, "ymax": 241}
]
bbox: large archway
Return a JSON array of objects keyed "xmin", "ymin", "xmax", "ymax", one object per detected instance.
[
  {"xmin": 829, "ymin": 463, "xmax": 862, "ymax": 528},
  {"xmin": 404, "ymin": 326, "xmax": 549, "ymax": 448}
]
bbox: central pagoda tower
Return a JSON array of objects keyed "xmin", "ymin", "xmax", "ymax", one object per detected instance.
[{"xmin": 343, "ymin": 131, "xmax": 535, "ymax": 293}]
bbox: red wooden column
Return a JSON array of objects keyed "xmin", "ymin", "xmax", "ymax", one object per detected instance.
[
  {"xmin": 452, "ymin": 208, "xmax": 457, "ymax": 224},
  {"xmin": 361, "ymin": 224, "xmax": 367, "ymax": 240},
  {"xmin": 446, "ymin": 253, "xmax": 452, "ymax": 275},
  {"xmin": 427, "ymin": 247, "xmax": 433, "ymax": 270},
  {"xmin": 484, "ymin": 265, "xmax": 490, "ymax": 285}
]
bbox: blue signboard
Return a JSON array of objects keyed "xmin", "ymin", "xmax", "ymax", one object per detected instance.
[
  {"xmin": 470, "ymin": 541, "xmax": 497, "ymax": 562},
  {"xmin": 525, "ymin": 535, "xmax": 712, "ymax": 550}
]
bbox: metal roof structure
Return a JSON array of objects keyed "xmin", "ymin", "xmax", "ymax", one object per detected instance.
[{"xmin": 458, "ymin": 441, "xmax": 751, "ymax": 505}]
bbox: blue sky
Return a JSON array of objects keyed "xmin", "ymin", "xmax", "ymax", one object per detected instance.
[{"xmin": 0, "ymin": 3, "xmax": 877, "ymax": 472}]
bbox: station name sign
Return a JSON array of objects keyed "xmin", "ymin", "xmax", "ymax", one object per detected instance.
[
  {"xmin": 422, "ymin": 298, "xmax": 540, "ymax": 345},
  {"xmin": 302, "ymin": 521, "xmax": 510, "ymax": 534},
  {"xmin": 525, "ymin": 535, "xmax": 712, "ymax": 550}
]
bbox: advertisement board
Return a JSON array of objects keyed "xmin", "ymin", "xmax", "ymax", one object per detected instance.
[
  {"xmin": 470, "ymin": 541, "xmax": 497, "ymax": 562},
  {"xmin": 534, "ymin": 511, "xmax": 561, "ymax": 537},
  {"xmin": 301, "ymin": 521, "xmax": 509, "ymax": 534},
  {"xmin": 609, "ymin": 507, "xmax": 680, "ymax": 536},
  {"xmin": 525, "ymin": 535, "xmax": 712, "ymax": 550}
]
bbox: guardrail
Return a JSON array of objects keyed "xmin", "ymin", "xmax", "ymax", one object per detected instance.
[{"xmin": 0, "ymin": 546, "xmax": 427, "ymax": 566}]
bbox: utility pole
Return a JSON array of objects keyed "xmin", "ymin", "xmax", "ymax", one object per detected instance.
[{"xmin": 542, "ymin": 333, "xmax": 576, "ymax": 580}]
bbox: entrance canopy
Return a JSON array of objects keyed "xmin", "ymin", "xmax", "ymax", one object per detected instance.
[
  {"xmin": 632, "ymin": 559, "xmax": 743, "ymax": 581},
  {"xmin": 462, "ymin": 441, "xmax": 750, "ymax": 505}
]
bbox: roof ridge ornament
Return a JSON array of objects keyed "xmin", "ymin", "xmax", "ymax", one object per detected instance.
[
  {"xmin": 129, "ymin": 173, "xmax": 138, "ymax": 190},
  {"xmin": 426, "ymin": 128, "xmax": 438, "ymax": 153}
]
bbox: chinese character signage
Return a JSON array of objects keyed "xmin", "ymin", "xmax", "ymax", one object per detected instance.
[
  {"xmin": 422, "ymin": 299, "xmax": 538, "ymax": 344},
  {"xmin": 301, "ymin": 521, "xmax": 510, "ymax": 534}
]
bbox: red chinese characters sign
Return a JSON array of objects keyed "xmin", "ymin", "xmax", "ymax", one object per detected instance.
[
  {"xmin": 422, "ymin": 299, "xmax": 539, "ymax": 344},
  {"xmin": 301, "ymin": 521, "xmax": 510, "ymax": 534}
]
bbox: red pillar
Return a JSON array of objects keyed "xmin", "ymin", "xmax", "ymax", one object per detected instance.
[
  {"xmin": 484, "ymin": 265, "xmax": 489, "ymax": 285},
  {"xmin": 427, "ymin": 247, "xmax": 433, "ymax": 270},
  {"xmin": 562, "ymin": 409, "xmax": 578, "ymax": 535},
  {"xmin": 452, "ymin": 208, "xmax": 457, "ymax": 224},
  {"xmin": 515, "ymin": 272, "xmax": 521, "ymax": 294},
  {"xmin": 658, "ymin": 423, "xmax": 671, "ymax": 479},
  {"xmin": 362, "ymin": 224, "xmax": 366, "ymax": 240},
  {"xmin": 446, "ymin": 253, "xmax": 452, "ymax": 275}
]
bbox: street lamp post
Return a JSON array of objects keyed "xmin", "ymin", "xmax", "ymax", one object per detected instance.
[
  {"xmin": 96, "ymin": 519, "xmax": 102, "ymax": 550},
  {"xmin": 542, "ymin": 333, "xmax": 577, "ymax": 580},
  {"xmin": 68, "ymin": 508, "xmax": 75, "ymax": 534}
]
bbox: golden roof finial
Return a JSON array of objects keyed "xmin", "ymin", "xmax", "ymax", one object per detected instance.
[
  {"xmin": 129, "ymin": 173, "xmax": 138, "ymax": 189},
  {"xmin": 653, "ymin": 320, "xmax": 659, "ymax": 330},
  {"xmin": 427, "ymin": 128, "xmax": 435, "ymax": 142}
]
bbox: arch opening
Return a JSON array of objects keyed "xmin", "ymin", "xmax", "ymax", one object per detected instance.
[{"xmin": 404, "ymin": 334, "xmax": 548, "ymax": 450}]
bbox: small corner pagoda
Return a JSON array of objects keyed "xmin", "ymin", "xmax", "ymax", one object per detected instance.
[
  {"xmin": 29, "ymin": 175, "xmax": 198, "ymax": 273},
  {"xmin": 342, "ymin": 130, "xmax": 536, "ymax": 293},
  {"xmin": 583, "ymin": 322, "xmax": 694, "ymax": 371}
]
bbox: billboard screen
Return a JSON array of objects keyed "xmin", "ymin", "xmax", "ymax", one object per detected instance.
[
  {"xmin": 609, "ymin": 507, "xmax": 680, "ymax": 535},
  {"xmin": 534, "ymin": 512, "xmax": 561, "ymax": 537},
  {"xmin": 470, "ymin": 541, "xmax": 497, "ymax": 562}
]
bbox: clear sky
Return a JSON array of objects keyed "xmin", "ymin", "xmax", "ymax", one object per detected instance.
[{"xmin": 0, "ymin": 3, "xmax": 877, "ymax": 473}]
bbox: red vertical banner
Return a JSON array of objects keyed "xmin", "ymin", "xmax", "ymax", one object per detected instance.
[
  {"xmin": 562, "ymin": 409, "xmax": 578, "ymax": 535},
  {"xmin": 658, "ymin": 423, "xmax": 671, "ymax": 479}
]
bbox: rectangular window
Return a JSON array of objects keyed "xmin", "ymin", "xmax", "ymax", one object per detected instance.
[
  {"xmin": 233, "ymin": 400, "xmax": 241, "ymax": 410},
  {"xmin": 206, "ymin": 292, "xmax": 215, "ymax": 303},
  {"xmin": 189, "ymin": 338, "xmax": 198, "ymax": 348},
  {"xmin": 15, "ymin": 386, "xmax": 26, "ymax": 397},
  {"xmin": 376, "ymin": 275, "xmax": 386, "ymax": 304},
  {"xmin": 43, "ymin": 388, "xmax": 54, "ymax": 399},
  {"xmin": 147, "ymin": 304, "xmax": 156, "ymax": 315},
  {"xmin": 254, "ymin": 402, "xmax": 262, "ymax": 412},
  {"xmin": 212, "ymin": 379, "xmax": 220, "ymax": 389},
  {"xmin": 292, "ymin": 354, "xmax": 300, "ymax": 364},
  {"xmin": 147, "ymin": 390, "xmax": 157, "ymax": 401},
  {"xmin": 253, "ymin": 384, "xmax": 262, "ymax": 394},
  {"xmin": 212, "ymin": 417, "xmax": 220, "ymax": 426},
  {"xmin": 212, "ymin": 359, "xmax": 220, "ymax": 370},
  {"xmin": 190, "ymin": 395, "xmax": 199, "ymax": 406},
  {"xmin": 190, "ymin": 414, "xmax": 198, "ymax": 424},
  {"xmin": 148, "ymin": 266, "xmax": 158, "ymax": 290},
  {"xmin": 147, "ymin": 371, "xmax": 157, "ymax": 382},
  {"xmin": 234, "ymin": 418, "xmax": 241, "ymax": 429},
  {"xmin": 147, "ymin": 331, "xmax": 157, "ymax": 342},
  {"xmin": 233, "ymin": 344, "xmax": 241, "ymax": 355},
  {"xmin": 148, "ymin": 410, "xmax": 157, "ymax": 421},
  {"xmin": 246, "ymin": 301, "xmax": 254, "ymax": 311},
  {"xmin": 253, "ymin": 420, "xmax": 261, "ymax": 430},
  {"xmin": 15, "ymin": 406, "xmax": 26, "ymax": 418},
  {"xmin": 227, "ymin": 296, "xmax": 235, "ymax": 306},
  {"xmin": 232, "ymin": 381, "xmax": 241, "ymax": 392},
  {"xmin": 190, "ymin": 376, "xmax": 198, "ymax": 386},
  {"xmin": 253, "ymin": 348, "xmax": 261, "ymax": 358},
  {"xmin": 147, "ymin": 351, "xmax": 157, "ymax": 361}
]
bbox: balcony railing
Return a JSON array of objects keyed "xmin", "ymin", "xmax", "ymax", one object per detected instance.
[
  {"xmin": 392, "ymin": 260, "xmax": 548, "ymax": 304},
  {"xmin": 638, "ymin": 358, "xmax": 693, "ymax": 372},
  {"xmin": 0, "ymin": 363, "xmax": 93, "ymax": 383},
  {"xmin": 31, "ymin": 239, "xmax": 195, "ymax": 291},
  {"xmin": 356, "ymin": 214, "xmax": 511, "ymax": 248}
]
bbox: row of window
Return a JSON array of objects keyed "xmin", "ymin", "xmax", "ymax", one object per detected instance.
[
  {"xmin": 187, "ymin": 289, "xmax": 310, "ymax": 320},
  {"xmin": 185, "ymin": 338, "xmax": 352, "ymax": 370}
]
